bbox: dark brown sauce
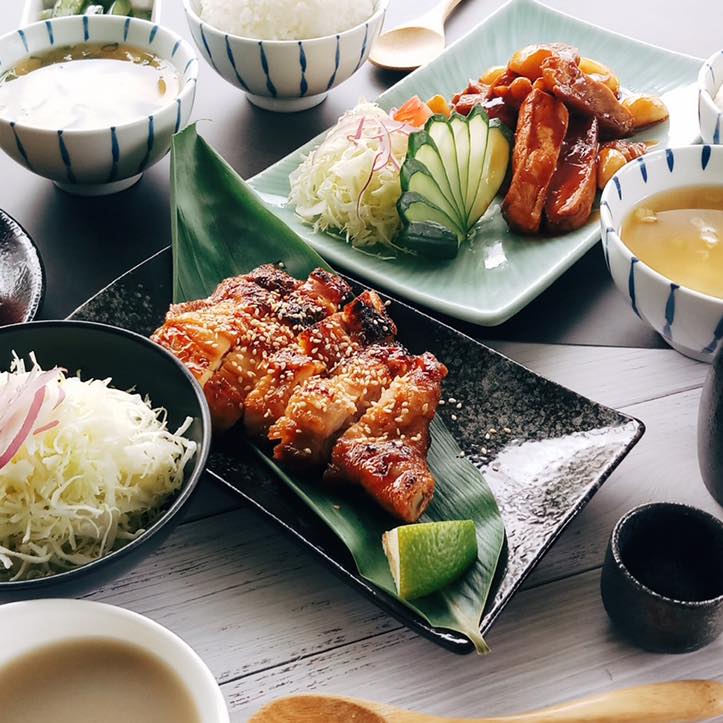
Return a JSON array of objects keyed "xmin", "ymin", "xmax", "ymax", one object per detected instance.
[{"xmin": 0, "ymin": 296, "xmax": 26, "ymax": 325}]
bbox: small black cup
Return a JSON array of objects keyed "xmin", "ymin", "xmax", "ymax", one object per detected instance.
[
  {"xmin": 699, "ymin": 344, "xmax": 723, "ymax": 506},
  {"xmin": 601, "ymin": 502, "xmax": 723, "ymax": 653}
]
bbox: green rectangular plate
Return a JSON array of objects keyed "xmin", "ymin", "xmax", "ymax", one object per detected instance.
[{"xmin": 248, "ymin": 0, "xmax": 701, "ymax": 326}]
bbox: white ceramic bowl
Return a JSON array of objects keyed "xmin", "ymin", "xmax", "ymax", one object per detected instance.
[
  {"xmin": 698, "ymin": 49, "xmax": 723, "ymax": 144},
  {"xmin": 0, "ymin": 15, "xmax": 198, "ymax": 195},
  {"xmin": 182, "ymin": 0, "xmax": 388, "ymax": 113},
  {"xmin": 0, "ymin": 599, "xmax": 229, "ymax": 722},
  {"xmin": 600, "ymin": 144, "xmax": 723, "ymax": 363}
]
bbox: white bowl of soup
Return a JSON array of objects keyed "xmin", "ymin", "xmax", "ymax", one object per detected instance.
[
  {"xmin": 0, "ymin": 15, "xmax": 198, "ymax": 195},
  {"xmin": 0, "ymin": 599, "xmax": 229, "ymax": 723},
  {"xmin": 600, "ymin": 144, "xmax": 723, "ymax": 362}
]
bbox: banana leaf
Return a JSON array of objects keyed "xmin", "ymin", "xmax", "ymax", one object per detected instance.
[{"xmin": 170, "ymin": 124, "xmax": 505, "ymax": 653}]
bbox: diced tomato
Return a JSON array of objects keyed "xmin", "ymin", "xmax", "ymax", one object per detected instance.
[
  {"xmin": 426, "ymin": 94, "xmax": 452, "ymax": 118},
  {"xmin": 393, "ymin": 95, "xmax": 434, "ymax": 127}
]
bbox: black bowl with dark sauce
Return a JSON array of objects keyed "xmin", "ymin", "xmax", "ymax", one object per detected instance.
[{"xmin": 601, "ymin": 502, "xmax": 723, "ymax": 653}]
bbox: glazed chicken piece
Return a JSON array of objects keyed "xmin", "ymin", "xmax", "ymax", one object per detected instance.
[
  {"xmin": 325, "ymin": 352, "xmax": 447, "ymax": 523},
  {"xmin": 243, "ymin": 290, "xmax": 397, "ymax": 438},
  {"xmin": 545, "ymin": 116, "xmax": 599, "ymax": 233},
  {"xmin": 539, "ymin": 55, "xmax": 634, "ymax": 138},
  {"xmin": 502, "ymin": 88, "xmax": 569, "ymax": 234},
  {"xmin": 270, "ymin": 344, "xmax": 414, "ymax": 468}
]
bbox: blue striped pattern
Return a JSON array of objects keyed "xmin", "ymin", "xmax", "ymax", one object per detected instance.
[
  {"xmin": 45, "ymin": 20, "xmax": 55, "ymax": 45},
  {"xmin": 10, "ymin": 122, "xmax": 32, "ymax": 171},
  {"xmin": 57, "ymin": 130, "xmax": 75, "ymax": 184},
  {"xmin": 628, "ymin": 258, "xmax": 640, "ymax": 318},
  {"xmin": 602, "ymin": 226, "xmax": 612, "ymax": 270},
  {"xmin": 704, "ymin": 315, "xmax": 723, "ymax": 355},
  {"xmin": 613, "ymin": 175, "xmax": 622, "ymax": 200},
  {"xmin": 137, "ymin": 116, "xmax": 155, "ymax": 174},
  {"xmin": 258, "ymin": 42, "xmax": 277, "ymax": 97},
  {"xmin": 184, "ymin": 57, "xmax": 197, "ymax": 75},
  {"xmin": 665, "ymin": 148, "xmax": 674, "ymax": 171},
  {"xmin": 17, "ymin": 29, "xmax": 28, "ymax": 52},
  {"xmin": 172, "ymin": 40, "xmax": 181, "ymax": 57},
  {"xmin": 702, "ymin": 144, "xmax": 712, "ymax": 169},
  {"xmin": 225, "ymin": 35, "xmax": 248, "ymax": 90},
  {"xmin": 662, "ymin": 283, "xmax": 679, "ymax": 341},
  {"xmin": 174, "ymin": 98, "xmax": 182, "ymax": 133},
  {"xmin": 298, "ymin": 41, "xmax": 308, "ymax": 96},
  {"xmin": 715, "ymin": 115, "xmax": 721, "ymax": 145},
  {"xmin": 149, "ymin": 25, "xmax": 159, "ymax": 44},
  {"xmin": 82, "ymin": 16, "xmax": 89, "ymax": 41},
  {"xmin": 353, "ymin": 23, "xmax": 369, "ymax": 73},
  {"xmin": 326, "ymin": 35, "xmax": 341, "ymax": 90},
  {"xmin": 108, "ymin": 127, "xmax": 120, "ymax": 182},
  {"xmin": 200, "ymin": 24, "xmax": 218, "ymax": 71},
  {"xmin": 637, "ymin": 156, "xmax": 647, "ymax": 182},
  {"xmin": 123, "ymin": 16, "xmax": 131, "ymax": 42}
]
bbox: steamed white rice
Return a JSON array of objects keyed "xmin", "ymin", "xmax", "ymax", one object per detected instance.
[{"xmin": 199, "ymin": 0, "xmax": 375, "ymax": 40}]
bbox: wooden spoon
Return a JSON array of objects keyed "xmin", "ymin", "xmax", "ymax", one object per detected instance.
[
  {"xmin": 250, "ymin": 680, "xmax": 723, "ymax": 722},
  {"xmin": 369, "ymin": 0, "xmax": 465, "ymax": 72}
]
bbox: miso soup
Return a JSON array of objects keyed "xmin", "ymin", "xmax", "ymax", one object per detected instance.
[
  {"xmin": 0, "ymin": 42, "xmax": 180, "ymax": 130},
  {"xmin": 620, "ymin": 185, "xmax": 723, "ymax": 299},
  {"xmin": 0, "ymin": 637, "xmax": 201, "ymax": 723}
]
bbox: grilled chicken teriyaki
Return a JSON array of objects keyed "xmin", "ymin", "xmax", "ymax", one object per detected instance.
[{"xmin": 152, "ymin": 265, "xmax": 447, "ymax": 522}]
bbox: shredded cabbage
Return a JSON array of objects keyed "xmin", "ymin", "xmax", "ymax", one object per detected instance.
[
  {"xmin": 289, "ymin": 102, "xmax": 414, "ymax": 249},
  {"xmin": 0, "ymin": 359, "xmax": 197, "ymax": 581}
]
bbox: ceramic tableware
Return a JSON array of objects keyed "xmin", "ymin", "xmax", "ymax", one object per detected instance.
[
  {"xmin": 248, "ymin": 0, "xmax": 701, "ymax": 325},
  {"xmin": 72, "ymin": 248, "xmax": 643, "ymax": 652},
  {"xmin": 0, "ymin": 15, "xmax": 198, "ymax": 195},
  {"xmin": 20, "ymin": 0, "xmax": 163, "ymax": 25},
  {"xmin": 698, "ymin": 343, "xmax": 723, "ymax": 505},
  {"xmin": 601, "ymin": 502, "xmax": 723, "ymax": 654},
  {"xmin": 698, "ymin": 48, "xmax": 723, "ymax": 144},
  {"xmin": 0, "ymin": 599, "xmax": 229, "ymax": 723},
  {"xmin": 181, "ymin": 0, "xmax": 388, "ymax": 112},
  {"xmin": 600, "ymin": 144, "xmax": 723, "ymax": 362},
  {"xmin": 0, "ymin": 209, "xmax": 44, "ymax": 326},
  {"xmin": 0, "ymin": 320, "xmax": 211, "ymax": 599}
]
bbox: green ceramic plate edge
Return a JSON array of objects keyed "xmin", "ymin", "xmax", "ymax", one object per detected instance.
[{"xmin": 247, "ymin": 0, "xmax": 702, "ymax": 326}]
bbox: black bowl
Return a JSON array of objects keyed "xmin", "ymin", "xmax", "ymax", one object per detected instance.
[
  {"xmin": 0, "ymin": 320, "xmax": 211, "ymax": 599},
  {"xmin": 601, "ymin": 502, "xmax": 723, "ymax": 653}
]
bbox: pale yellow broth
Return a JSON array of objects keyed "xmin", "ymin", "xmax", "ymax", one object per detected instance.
[{"xmin": 620, "ymin": 185, "xmax": 723, "ymax": 299}]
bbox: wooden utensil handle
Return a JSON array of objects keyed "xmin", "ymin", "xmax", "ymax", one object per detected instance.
[
  {"xmin": 491, "ymin": 681, "xmax": 723, "ymax": 722},
  {"xmin": 425, "ymin": 0, "xmax": 464, "ymax": 25}
]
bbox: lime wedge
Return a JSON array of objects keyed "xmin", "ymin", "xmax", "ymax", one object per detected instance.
[{"xmin": 382, "ymin": 520, "xmax": 478, "ymax": 600}]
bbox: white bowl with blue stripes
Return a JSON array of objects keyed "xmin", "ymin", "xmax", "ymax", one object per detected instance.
[
  {"xmin": 699, "ymin": 49, "xmax": 723, "ymax": 145},
  {"xmin": 182, "ymin": 0, "xmax": 387, "ymax": 113},
  {"xmin": 0, "ymin": 15, "xmax": 198, "ymax": 196},
  {"xmin": 600, "ymin": 144, "xmax": 723, "ymax": 363}
]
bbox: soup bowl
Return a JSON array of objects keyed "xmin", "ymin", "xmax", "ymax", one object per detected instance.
[
  {"xmin": 182, "ymin": 0, "xmax": 388, "ymax": 112},
  {"xmin": 0, "ymin": 15, "xmax": 198, "ymax": 196},
  {"xmin": 600, "ymin": 144, "xmax": 723, "ymax": 362},
  {"xmin": 0, "ymin": 599, "xmax": 229, "ymax": 722},
  {"xmin": 698, "ymin": 49, "xmax": 723, "ymax": 145}
]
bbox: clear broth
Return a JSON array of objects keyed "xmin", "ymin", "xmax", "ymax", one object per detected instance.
[
  {"xmin": 0, "ymin": 637, "xmax": 201, "ymax": 723},
  {"xmin": 0, "ymin": 43, "xmax": 180, "ymax": 130},
  {"xmin": 620, "ymin": 185, "xmax": 723, "ymax": 299}
]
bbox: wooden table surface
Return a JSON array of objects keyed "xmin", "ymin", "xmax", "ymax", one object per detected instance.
[{"xmin": 2, "ymin": 0, "xmax": 723, "ymax": 720}]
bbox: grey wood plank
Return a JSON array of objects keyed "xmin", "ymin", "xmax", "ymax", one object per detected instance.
[{"xmin": 222, "ymin": 567, "xmax": 723, "ymax": 722}]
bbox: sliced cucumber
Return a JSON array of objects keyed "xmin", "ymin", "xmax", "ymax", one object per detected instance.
[
  {"xmin": 449, "ymin": 113, "xmax": 470, "ymax": 218},
  {"xmin": 464, "ymin": 106, "xmax": 490, "ymax": 221},
  {"xmin": 426, "ymin": 116, "xmax": 465, "ymax": 219},
  {"xmin": 467, "ymin": 120, "xmax": 512, "ymax": 225},
  {"xmin": 396, "ymin": 108, "xmax": 511, "ymax": 258},
  {"xmin": 395, "ymin": 222, "xmax": 459, "ymax": 259},
  {"xmin": 407, "ymin": 131, "xmax": 464, "ymax": 224},
  {"xmin": 400, "ymin": 158, "xmax": 461, "ymax": 227}
]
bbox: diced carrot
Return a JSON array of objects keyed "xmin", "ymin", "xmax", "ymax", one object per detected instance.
[
  {"xmin": 426, "ymin": 94, "xmax": 452, "ymax": 118},
  {"xmin": 393, "ymin": 96, "xmax": 434, "ymax": 127}
]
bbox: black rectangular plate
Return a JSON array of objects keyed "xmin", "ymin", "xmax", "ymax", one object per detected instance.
[{"xmin": 71, "ymin": 248, "xmax": 643, "ymax": 653}]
